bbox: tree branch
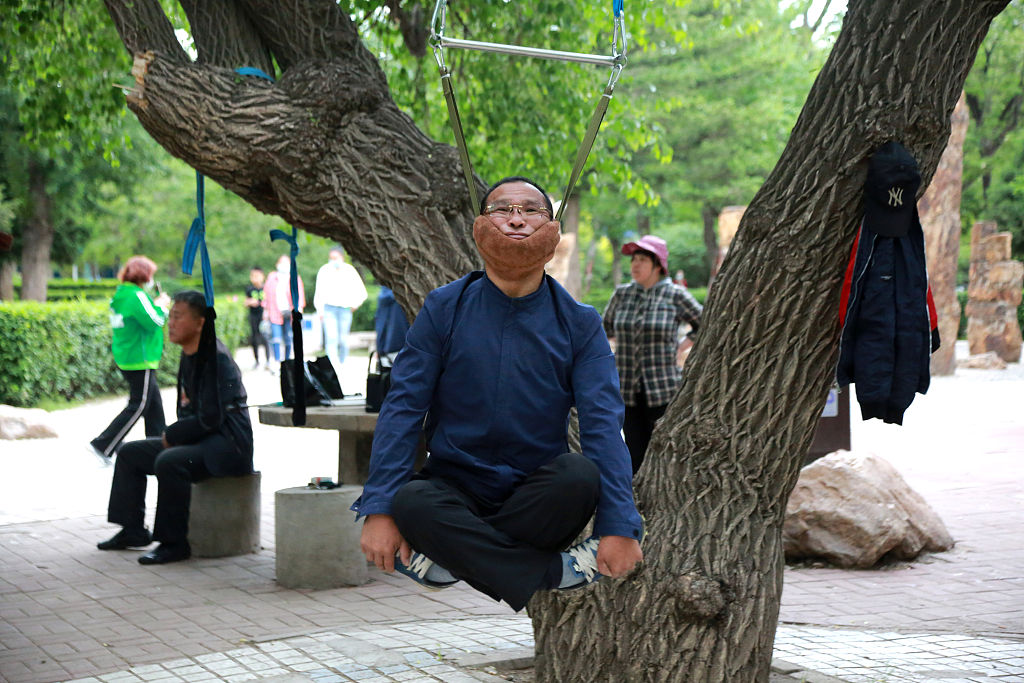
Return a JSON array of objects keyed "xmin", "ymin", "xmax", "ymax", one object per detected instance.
[
  {"xmin": 384, "ymin": 0, "xmax": 429, "ymax": 58},
  {"xmin": 103, "ymin": 0, "xmax": 188, "ymax": 64},
  {"xmin": 124, "ymin": 51, "xmax": 480, "ymax": 313},
  {"xmin": 179, "ymin": 0, "xmax": 274, "ymax": 74},
  {"xmin": 236, "ymin": 0, "xmax": 367, "ymax": 72},
  {"xmin": 808, "ymin": 0, "xmax": 836, "ymax": 34},
  {"xmin": 981, "ymin": 91, "xmax": 1024, "ymax": 157}
]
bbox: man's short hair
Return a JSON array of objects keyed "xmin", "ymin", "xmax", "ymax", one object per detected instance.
[
  {"xmin": 480, "ymin": 176, "xmax": 554, "ymax": 218},
  {"xmin": 173, "ymin": 290, "xmax": 207, "ymax": 318},
  {"xmin": 250, "ymin": 265, "xmax": 263, "ymax": 272},
  {"xmin": 329, "ymin": 246, "xmax": 344, "ymax": 257}
]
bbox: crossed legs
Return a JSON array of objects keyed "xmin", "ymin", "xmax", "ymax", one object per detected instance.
[{"xmin": 391, "ymin": 453, "xmax": 600, "ymax": 611}]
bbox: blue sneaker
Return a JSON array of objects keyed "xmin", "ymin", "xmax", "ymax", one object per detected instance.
[
  {"xmin": 393, "ymin": 551, "xmax": 458, "ymax": 590},
  {"xmin": 559, "ymin": 536, "xmax": 601, "ymax": 589}
]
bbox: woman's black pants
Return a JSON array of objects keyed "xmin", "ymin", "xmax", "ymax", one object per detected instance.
[
  {"xmin": 622, "ymin": 387, "xmax": 667, "ymax": 475},
  {"xmin": 91, "ymin": 368, "xmax": 165, "ymax": 458}
]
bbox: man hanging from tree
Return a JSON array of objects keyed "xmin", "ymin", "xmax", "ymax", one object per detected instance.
[{"xmin": 354, "ymin": 177, "xmax": 643, "ymax": 611}]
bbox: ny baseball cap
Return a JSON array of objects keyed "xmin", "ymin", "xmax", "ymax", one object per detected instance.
[{"xmin": 863, "ymin": 141, "xmax": 922, "ymax": 238}]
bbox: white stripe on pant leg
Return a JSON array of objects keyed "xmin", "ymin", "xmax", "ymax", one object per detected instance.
[{"xmin": 102, "ymin": 369, "xmax": 153, "ymax": 457}]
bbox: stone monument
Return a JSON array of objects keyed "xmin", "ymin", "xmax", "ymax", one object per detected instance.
[
  {"xmin": 966, "ymin": 220, "xmax": 1023, "ymax": 363},
  {"xmin": 713, "ymin": 206, "xmax": 745, "ymax": 281},
  {"xmin": 918, "ymin": 93, "xmax": 968, "ymax": 375}
]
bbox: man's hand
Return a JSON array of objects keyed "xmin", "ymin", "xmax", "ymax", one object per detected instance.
[
  {"xmin": 360, "ymin": 514, "xmax": 410, "ymax": 572},
  {"xmin": 596, "ymin": 535, "xmax": 643, "ymax": 578}
]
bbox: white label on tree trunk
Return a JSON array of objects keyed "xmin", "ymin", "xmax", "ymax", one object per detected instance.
[{"xmin": 821, "ymin": 389, "xmax": 838, "ymax": 418}]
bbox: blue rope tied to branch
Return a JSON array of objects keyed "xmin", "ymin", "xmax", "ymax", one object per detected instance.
[
  {"xmin": 180, "ymin": 67, "xmax": 275, "ymax": 305},
  {"xmin": 233, "ymin": 64, "xmax": 306, "ymax": 425},
  {"xmin": 235, "ymin": 66, "xmax": 275, "ymax": 82},
  {"xmin": 269, "ymin": 226, "xmax": 301, "ymax": 306},
  {"xmin": 182, "ymin": 171, "xmax": 215, "ymax": 306}
]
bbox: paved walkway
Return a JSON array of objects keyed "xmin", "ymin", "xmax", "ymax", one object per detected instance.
[{"xmin": 1, "ymin": 343, "xmax": 1022, "ymax": 682}]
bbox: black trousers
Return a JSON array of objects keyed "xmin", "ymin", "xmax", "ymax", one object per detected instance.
[
  {"xmin": 106, "ymin": 436, "xmax": 234, "ymax": 545},
  {"xmin": 248, "ymin": 312, "xmax": 269, "ymax": 363},
  {"xmin": 391, "ymin": 453, "xmax": 600, "ymax": 612},
  {"xmin": 622, "ymin": 387, "xmax": 667, "ymax": 475},
  {"xmin": 92, "ymin": 368, "xmax": 166, "ymax": 458}
]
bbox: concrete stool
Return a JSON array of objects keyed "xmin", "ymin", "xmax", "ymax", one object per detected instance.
[
  {"xmin": 188, "ymin": 472, "xmax": 261, "ymax": 558},
  {"xmin": 275, "ymin": 485, "xmax": 367, "ymax": 589}
]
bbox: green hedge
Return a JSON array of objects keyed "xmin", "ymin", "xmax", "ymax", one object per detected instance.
[
  {"xmin": 0, "ymin": 298, "xmax": 248, "ymax": 408},
  {"xmin": 12, "ymin": 277, "xmax": 208, "ymax": 302},
  {"xmin": 351, "ymin": 284, "xmax": 380, "ymax": 332}
]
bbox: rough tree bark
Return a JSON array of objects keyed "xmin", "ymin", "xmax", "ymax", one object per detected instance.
[
  {"xmin": 529, "ymin": 1, "xmax": 1007, "ymax": 681},
  {"xmin": 19, "ymin": 158, "xmax": 55, "ymax": 302},
  {"xmin": 102, "ymin": 0, "xmax": 1009, "ymax": 681},
  {"xmin": 103, "ymin": 0, "xmax": 482, "ymax": 316}
]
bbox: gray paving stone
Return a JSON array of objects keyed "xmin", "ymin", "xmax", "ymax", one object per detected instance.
[{"xmin": 3, "ymin": 350, "xmax": 1023, "ymax": 682}]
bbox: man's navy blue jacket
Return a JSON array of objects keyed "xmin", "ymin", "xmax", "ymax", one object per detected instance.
[{"xmin": 837, "ymin": 217, "xmax": 939, "ymax": 425}]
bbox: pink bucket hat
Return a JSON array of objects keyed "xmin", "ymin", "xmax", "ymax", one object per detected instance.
[{"xmin": 621, "ymin": 235, "xmax": 669, "ymax": 273}]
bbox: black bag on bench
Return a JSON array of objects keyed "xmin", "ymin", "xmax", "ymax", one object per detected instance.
[
  {"xmin": 281, "ymin": 357, "xmax": 342, "ymax": 407},
  {"xmin": 365, "ymin": 351, "xmax": 392, "ymax": 413}
]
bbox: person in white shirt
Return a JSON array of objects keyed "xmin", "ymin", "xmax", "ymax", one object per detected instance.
[{"xmin": 314, "ymin": 247, "xmax": 368, "ymax": 379}]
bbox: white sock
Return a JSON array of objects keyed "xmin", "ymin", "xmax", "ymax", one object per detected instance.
[
  {"xmin": 558, "ymin": 552, "xmax": 585, "ymax": 588},
  {"xmin": 425, "ymin": 563, "xmax": 456, "ymax": 584}
]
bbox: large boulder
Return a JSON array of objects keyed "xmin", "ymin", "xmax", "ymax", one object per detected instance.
[
  {"xmin": 783, "ymin": 450, "xmax": 953, "ymax": 568},
  {"xmin": 0, "ymin": 404, "xmax": 59, "ymax": 440}
]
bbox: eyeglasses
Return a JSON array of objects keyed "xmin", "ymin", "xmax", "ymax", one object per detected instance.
[{"xmin": 483, "ymin": 203, "xmax": 551, "ymax": 220}]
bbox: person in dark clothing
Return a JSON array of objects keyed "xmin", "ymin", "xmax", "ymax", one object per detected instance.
[
  {"xmin": 356, "ymin": 177, "xmax": 643, "ymax": 612},
  {"xmin": 374, "ymin": 286, "xmax": 410, "ymax": 357},
  {"xmin": 244, "ymin": 266, "xmax": 270, "ymax": 369},
  {"xmin": 97, "ymin": 291, "xmax": 254, "ymax": 565}
]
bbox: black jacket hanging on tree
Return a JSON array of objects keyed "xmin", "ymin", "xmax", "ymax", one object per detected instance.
[{"xmin": 836, "ymin": 142, "xmax": 940, "ymax": 425}]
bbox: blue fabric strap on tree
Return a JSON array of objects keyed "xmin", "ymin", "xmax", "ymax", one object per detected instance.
[
  {"xmin": 236, "ymin": 66, "xmax": 275, "ymax": 82},
  {"xmin": 269, "ymin": 227, "xmax": 301, "ymax": 305},
  {"xmin": 613, "ymin": 0, "xmax": 623, "ymax": 17},
  {"xmin": 182, "ymin": 171, "xmax": 215, "ymax": 306},
  {"xmin": 270, "ymin": 225, "xmax": 306, "ymax": 425}
]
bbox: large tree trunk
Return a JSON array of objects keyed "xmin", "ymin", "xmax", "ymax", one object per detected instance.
[
  {"xmin": 19, "ymin": 158, "xmax": 55, "ymax": 302},
  {"xmin": 103, "ymin": 1, "xmax": 1008, "ymax": 681},
  {"xmin": 552, "ymin": 195, "xmax": 582, "ymax": 300},
  {"xmin": 919, "ymin": 92, "xmax": 969, "ymax": 376},
  {"xmin": 609, "ymin": 235, "xmax": 623, "ymax": 288},
  {"xmin": 0, "ymin": 261, "xmax": 15, "ymax": 301},
  {"xmin": 104, "ymin": 0, "xmax": 482, "ymax": 316},
  {"xmin": 529, "ymin": 1, "xmax": 1007, "ymax": 681}
]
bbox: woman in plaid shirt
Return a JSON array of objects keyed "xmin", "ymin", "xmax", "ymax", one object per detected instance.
[{"xmin": 603, "ymin": 235, "xmax": 702, "ymax": 474}]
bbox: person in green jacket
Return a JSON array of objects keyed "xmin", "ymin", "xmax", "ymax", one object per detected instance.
[{"xmin": 88, "ymin": 256, "xmax": 171, "ymax": 465}]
